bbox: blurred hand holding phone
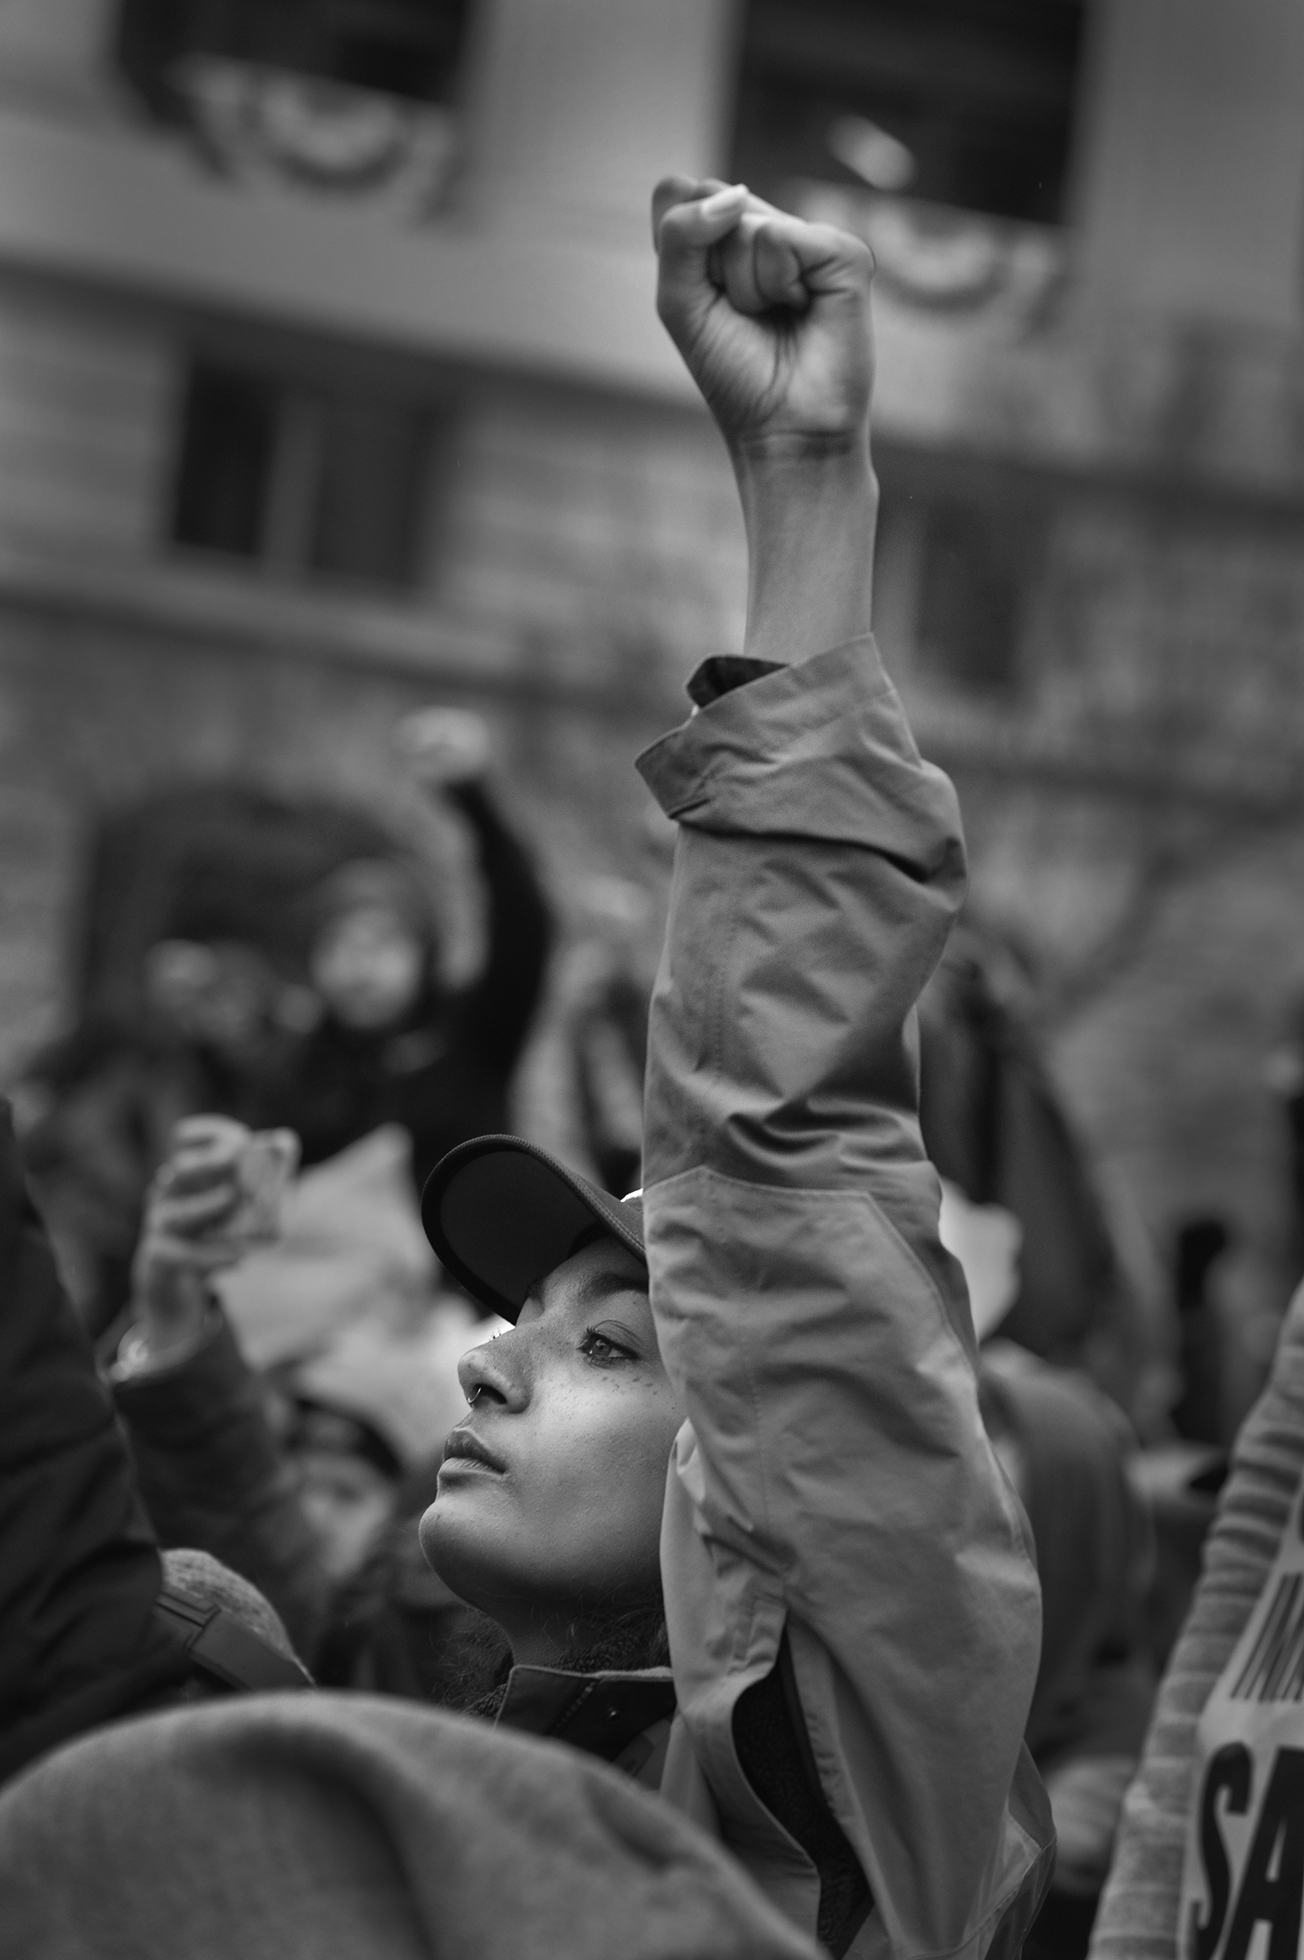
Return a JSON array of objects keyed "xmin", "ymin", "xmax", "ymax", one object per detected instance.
[
  {"xmin": 225, "ymin": 1128, "xmax": 301, "ymax": 1248},
  {"xmin": 130, "ymin": 1116, "xmax": 302, "ymax": 1363}
]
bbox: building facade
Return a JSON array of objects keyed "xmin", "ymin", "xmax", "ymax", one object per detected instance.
[{"xmin": 0, "ymin": 0, "xmax": 1303, "ymax": 1359}]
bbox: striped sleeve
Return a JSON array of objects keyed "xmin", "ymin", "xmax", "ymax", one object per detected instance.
[{"xmin": 1090, "ymin": 1283, "xmax": 1304, "ymax": 1960}]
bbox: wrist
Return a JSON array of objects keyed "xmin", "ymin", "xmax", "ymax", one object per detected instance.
[
  {"xmin": 732, "ymin": 446, "xmax": 878, "ymax": 666},
  {"xmin": 729, "ymin": 427, "xmax": 871, "ymax": 474},
  {"xmin": 134, "ymin": 1266, "xmax": 210, "ymax": 1357},
  {"xmin": 112, "ymin": 1295, "xmax": 218, "ymax": 1381},
  {"xmin": 731, "ymin": 441, "xmax": 877, "ymax": 536}
]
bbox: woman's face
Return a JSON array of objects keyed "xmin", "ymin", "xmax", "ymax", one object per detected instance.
[
  {"xmin": 418, "ymin": 1238, "xmax": 681, "ymax": 1662},
  {"xmin": 310, "ymin": 904, "xmax": 425, "ymax": 1030}
]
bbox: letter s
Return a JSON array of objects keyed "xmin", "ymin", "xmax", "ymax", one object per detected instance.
[{"xmin": 1189, "ymin": 1745, "xmax": 1253, "ymax": 1960}]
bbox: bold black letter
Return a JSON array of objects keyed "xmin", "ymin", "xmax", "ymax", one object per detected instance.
[
  {"xmin": 1222, "ymin": 1748, "xmax": 1304, "ymax": 1960},
  {"xmin": 1189, "ymin": 1745, "xmax": 1253, "ymax": 1960}
]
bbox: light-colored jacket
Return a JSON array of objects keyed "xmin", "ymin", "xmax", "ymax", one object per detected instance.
[{"xmin": 635, "ymin": 639, "xmax": 1054, "ymax": 1960}]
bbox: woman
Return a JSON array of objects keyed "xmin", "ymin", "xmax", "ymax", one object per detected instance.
[
  {"xmin": 275, "ymin": 706, "xmax": 553, "ymax": 1196},
  {"xmin": 117, "ymin": 175, "xmax": 1052, "ymax": 1960}
]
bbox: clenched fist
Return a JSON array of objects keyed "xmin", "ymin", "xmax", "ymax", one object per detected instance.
[
  {"xmin": 653, "ymin": 177, "xmax": 875, "ymax": 459},
  {"xmin": 394, "ymin": 707, "xmax": 491, "ymax": 790}
]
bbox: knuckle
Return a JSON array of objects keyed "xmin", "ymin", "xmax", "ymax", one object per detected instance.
[{"xmin": 657, "ymin": 206, "xmax": 695, "ymax": 251}]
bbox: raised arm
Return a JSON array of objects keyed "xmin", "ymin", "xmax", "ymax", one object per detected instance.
[
  {"xmin": 651, "ymin": 175, "xmax": 877, "ymax": 668},
  {"xmin": 639, "ymin": 181, "xmax": 1052, "ymax": 1960},
  {"xmin": 110, "ymin": 1117, "xmax": 330, "ymax": 1659},
  {"xmin": 395, "ymin": 708, "xmax": 554, "ymax": 1075}
]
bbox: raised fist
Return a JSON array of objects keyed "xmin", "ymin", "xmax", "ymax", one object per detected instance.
[
  {"xmin": 653, "ymin": 177, "xmax": 875, "ymax": 459},
  {"xmin": 394, "ymin": 706, "xmax": 492, "ymax": 789},
  {"xmin": 131, "ymin": 1116, "xmax": 298, "ymax": 1358}
]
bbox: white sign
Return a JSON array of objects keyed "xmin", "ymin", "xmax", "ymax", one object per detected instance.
[{"xmin": 1180, "ymin": 1475, "xmax": 1304, "ymax": 1960}]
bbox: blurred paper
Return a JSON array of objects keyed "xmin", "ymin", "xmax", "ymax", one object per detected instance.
[
  {"xmin": 939, "ymin": 1178, "xmax": 1023, "ymax": 1342},
  {"xmin": 217, "ymin": 1124, "xmax": 437, "ymax": 1369}
]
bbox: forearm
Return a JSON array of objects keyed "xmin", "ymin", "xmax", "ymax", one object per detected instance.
[
  {"xmin": 450, "ymin": 779, "xmax": 554, "ymax": 1058},
  {"xmin": 113, "ymin": 1312, "xmax": 331, "ymax": 1659},
  {"xmin": 731, "ymin": 440, "xmax": 876, "ymax": 667}
]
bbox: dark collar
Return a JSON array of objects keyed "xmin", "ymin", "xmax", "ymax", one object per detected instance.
[{"xmin": 495, "ymin": 1664, "xmax": 676, "ymax": 1764}]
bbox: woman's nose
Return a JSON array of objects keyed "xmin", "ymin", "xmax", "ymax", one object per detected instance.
[{"xmin": 457, "ymin": 1334, "xmax": 528, "ymax": 1412}]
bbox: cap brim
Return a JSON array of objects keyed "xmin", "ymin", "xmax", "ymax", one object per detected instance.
[{"xmin": 421, "ymin": 1135, "xmax": 645, "ymax": 1322}]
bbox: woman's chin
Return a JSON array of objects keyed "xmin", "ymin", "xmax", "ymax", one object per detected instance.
[{"xmin": 417, "ymin": 1493, "xmax": 492, "ymax": 1596}]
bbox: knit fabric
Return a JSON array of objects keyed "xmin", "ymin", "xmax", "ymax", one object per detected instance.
[
  {"xmin": 1090, "ymin": 1283, "xmax": 1304, "ymax": 1960},
  {"xmin": 0, "ymin": 1693, "xmax": 821, "ymax": 1960}
]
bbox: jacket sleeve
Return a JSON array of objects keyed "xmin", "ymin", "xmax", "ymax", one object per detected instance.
[
  {"xmin": 0, "ymin": 1099, "xmax": 175, "ymax": 1767},
  {"xmin": 1089, "ymin": 1284, "xmax": 1304, "ymax": 1960},
  {"xmin": 636, "ymin": 640, "xmax": 1050, "ymax": 1960},
  {"xmin": 449, "ymin": 780, "xmax": 553, "ymax": 1074},
  {"xmin": 112, "ymin": 1311, "xmax": 330, "ymax": 1662}
]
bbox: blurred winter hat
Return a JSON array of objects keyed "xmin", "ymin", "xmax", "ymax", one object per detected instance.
[
  {"xmin": 308, "ymin": 857, "xmax": 437, "ymax": 947},
  {"xmin": 159, "ymin": 1549, "xmax": 298, "ymax": 1664}
]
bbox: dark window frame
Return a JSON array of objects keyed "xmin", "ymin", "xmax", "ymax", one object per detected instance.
[
  {"xmin": 117, "ymin": 0, "xmax": 473, "ymax": 123},
  {"xmin": 170, "ymin": 357, "xmax": 443, "ymax": 593},
  {"xmin": 731, "ymin": 0, "xmax": 1087, "ymax": 227}
]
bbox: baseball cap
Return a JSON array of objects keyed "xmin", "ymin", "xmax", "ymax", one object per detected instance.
[{"xmin": 421, "ymin": 1135, "xmax": 645, "ymax": 1322}]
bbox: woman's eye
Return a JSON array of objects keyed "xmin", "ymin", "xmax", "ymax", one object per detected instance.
[{"xmin": 579, "ymin": 1328, "xmax": 633, "ymax": 1366}]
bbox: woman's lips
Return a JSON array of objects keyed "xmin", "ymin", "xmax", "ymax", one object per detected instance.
[{"xmin": 440, "ymin": 1427, "xmax": 507, "ymax": 1475}]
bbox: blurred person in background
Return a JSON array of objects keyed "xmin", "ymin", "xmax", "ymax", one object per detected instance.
[
  {"xmin": 1266, "ymin": 1012, "xmax": 1304, "ymax": 1271},
  {"xmin": 16, "ymin": 782, "xmax": 393, "ymax": 1331},
  {"xmin": 943, "ymin": 1180, "xmax": 1156, "ymax": 1959},
  {"xmin": 0, "ymin": 1097, "xmax": 311, "ymax": 1794},
  {"xmin": 109, "ymin": 1114, "xmax": 490, "ymax": 1684},
  {"xmin": 919, "ymin": 917, "xmax": 1172, "ymax": 1434},
  {"xmin": 15, "ymin": 708, "xmax": 552, "ymax": 1333},
  {"xmin": 17, "ymin": 930, "xmax": 303, "ymax": 1334},
  {"xmin": 1169, "ymin": 1215, "xmax": 1234, "ymax": 1446},
  {"xmin": 277, "ymin": 706, "xmax": 553, "ymax": 1196}
]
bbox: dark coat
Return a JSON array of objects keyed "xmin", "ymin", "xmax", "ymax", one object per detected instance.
[
  {"xmin": 113, "ymin": 1310, "xmax": 330, "ymax": 1665},
  {"xmin": 0, "ymin": 1101, "xmax": 183, "ymax": 1783},
  {"xmin": 274, "ymin": 780, "xmax": 553, "ymax": 1194}
]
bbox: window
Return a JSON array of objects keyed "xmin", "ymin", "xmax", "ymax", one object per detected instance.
[
  {"xmin": 874, "ymin": 450, "xmax": 1052, "ymax": 694},
  {"xmin": 117, "ymin": 0, "xmax": 472, "ymax": 122},
  {"xmin": 916, "ymin": 499, "xmax": 1024, "ymax": 690},
  {"xmin": 172, "ymin": 361, "xmax": 436, "ymax": 589},
  {"xmin": 732, "ymin": 0, "xmax": 1086, "ymax": 226}
]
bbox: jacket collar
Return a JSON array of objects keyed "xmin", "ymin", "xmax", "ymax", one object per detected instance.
[{"xmin": 495, "ymin": 1663, "xmax": 676, "ymax": 1765}]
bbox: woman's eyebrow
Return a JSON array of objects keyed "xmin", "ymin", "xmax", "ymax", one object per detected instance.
[
  {"xmin": 522, "ymin": 1263, "xmax": 649, "ymax": 1316},
  {"xmin": 571, "ymin": 1266, "xmax": 649, "ymax": 1311}
]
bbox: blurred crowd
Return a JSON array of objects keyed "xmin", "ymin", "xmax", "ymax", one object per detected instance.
[
  {"xmin": 0, "ymin": 696, "xmax": 1298, "ymax": 1959},
  {"xmin": 0, "ymin": 195, "xmax": 1294, "ymax": 1960},
  {"xmin": 0, "ymin": 693, "xmax": 1253, "ymax": 1929}
]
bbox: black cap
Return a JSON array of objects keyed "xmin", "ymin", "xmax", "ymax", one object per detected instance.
[{"xmin": 421, "ymin": 1135, "xmax": 646, "ymax": 1322}]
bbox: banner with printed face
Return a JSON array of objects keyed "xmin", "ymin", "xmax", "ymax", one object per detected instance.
[{"xmin": 1180, "ymin": 1474, "xmax": 1304, "ymax": 1960}]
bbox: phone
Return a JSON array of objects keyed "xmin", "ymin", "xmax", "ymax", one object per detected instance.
[{"xmin": 225, "ymin": 1129, "xmax": 300, "ymax": 1246}]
